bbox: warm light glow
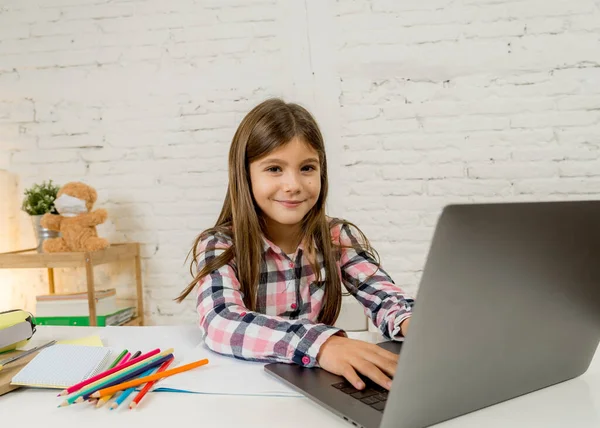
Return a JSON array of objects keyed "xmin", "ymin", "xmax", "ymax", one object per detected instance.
[
  {"xmin": 0, "ymin": 171, "xmax": 43, "ymax": 313},
  {"xmin": 0, "ymin": 170, "xmax": 19, "ymax": 311}
]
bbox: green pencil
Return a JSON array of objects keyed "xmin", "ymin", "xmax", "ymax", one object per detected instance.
[{"xmin": 108, "ymin": 349, "xmax": 128, "ymax": 369}]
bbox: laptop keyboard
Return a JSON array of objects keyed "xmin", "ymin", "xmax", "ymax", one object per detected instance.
[{"xmin": 331, "ymin": 380, "xmax": 389, "ymax": 412}]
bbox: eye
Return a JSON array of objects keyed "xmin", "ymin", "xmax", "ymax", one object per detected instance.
[
  {"xmin": 266, "ymin": 166, "xmax": 282, "ymax": 173},
  {"xmin": 301, "ymin": 165, "xmax": 317, "ymax": 172}
]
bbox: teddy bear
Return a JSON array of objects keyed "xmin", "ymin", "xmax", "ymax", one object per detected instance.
[{"xmin": 40, "ymin": 181, "xmax": 109, "ymax": 252}]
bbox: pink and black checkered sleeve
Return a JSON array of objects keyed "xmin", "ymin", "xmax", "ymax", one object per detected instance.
[
  {"xmin": 336, "ymin": 223, "xmax": 415, "ymax": 340},
  {"xmin": 194, "ymin": 232, "xmax": 341, "ymax": 367}
]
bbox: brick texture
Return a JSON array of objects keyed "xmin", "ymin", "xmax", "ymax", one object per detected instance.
[{"xmin": 1, "ymin": 0, "xmax": 599, "ymax": 326}]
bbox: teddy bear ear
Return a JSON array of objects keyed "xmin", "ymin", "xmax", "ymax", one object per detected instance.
[{"xmin": 88, "ymin": 186, "xmax": 98, "ymax": 203}]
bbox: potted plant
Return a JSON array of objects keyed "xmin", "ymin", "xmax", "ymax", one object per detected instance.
[{"xmin": 21, "ymin": 180, "xmax": 61, "ymax": 252}]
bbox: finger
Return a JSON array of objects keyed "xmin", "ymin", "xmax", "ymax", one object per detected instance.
[
  {"xmin": 363, "ymin": 351, "xmax": 398, "ymax": 378},
  {"xmin": 353, "ymin": 360, "xmax": 393, "ymax": 391},
  {"xmin": 356, "ymin": 342, "xmax": 398, "ymax": 370},
  {"xmin": 371, "ymin": 345, "xmax": 400, "ymax": 364},
  {"xmin": 341, "ymin": 365, "xmax": 365, "ymax": 390}
]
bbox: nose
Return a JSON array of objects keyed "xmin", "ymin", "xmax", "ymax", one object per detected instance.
[{"xmin": 282, "ymin": 171, "xmax": 301, "ymax": 194}]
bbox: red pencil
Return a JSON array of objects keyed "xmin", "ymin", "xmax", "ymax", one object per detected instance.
[
  {"xmin": 57, "ymin": 348, "xmax": 161, "ymax": 396},
  {"xmin": 129, "ymin": 357, "xmax": 175, "ymax": 409}
]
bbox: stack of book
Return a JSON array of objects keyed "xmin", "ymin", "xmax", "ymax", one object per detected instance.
[{"xmin": 34, "ymin": 289, "xmax": 135, "ymax": 327}]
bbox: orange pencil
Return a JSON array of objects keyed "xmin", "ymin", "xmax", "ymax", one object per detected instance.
[
  {"xmin": 91, "ymin": 358, "xmax": 209, "ymax": 398},
  {"xmin": 129, "ymin": 357, "xmax": 174, "ymax": 409}
]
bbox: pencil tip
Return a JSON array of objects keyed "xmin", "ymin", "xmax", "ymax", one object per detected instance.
[
  {"xmin": 58, "ymin": 401, "xmax": 69, "ymax": 408},
  {"xmin": 129, "ymin": 403, "xmax": 137, "ymax": 410},
  {"xmin": 58, "ymin": 390, "xmax": 67, "ymax": 396}
]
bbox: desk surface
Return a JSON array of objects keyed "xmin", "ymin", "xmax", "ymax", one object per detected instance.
[{"xmin": 1, "ymin": 326, "xmax": 599, "ymax": 428}]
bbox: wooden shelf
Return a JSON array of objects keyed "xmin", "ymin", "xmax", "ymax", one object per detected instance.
[
  {"xmin": 0, "ymin": 243, "xmax": 145, "ymax": 327},
  {"xmin": 0, "ymin": 243, "xmax": 139, "ymax": 269}
]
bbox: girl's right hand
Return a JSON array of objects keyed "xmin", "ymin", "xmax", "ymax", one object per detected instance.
[{"xmin": 316, "ymin": 335, "xmax": 398, "ymax": 391}]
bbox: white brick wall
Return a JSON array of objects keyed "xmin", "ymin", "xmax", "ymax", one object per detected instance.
[
  {"xmin": 1, "ymin": 0, "xmax": 599, "ymax": 326},
  {"xmin": 335, "ymin": 0, "xmax": 600, "ymax": 299}
]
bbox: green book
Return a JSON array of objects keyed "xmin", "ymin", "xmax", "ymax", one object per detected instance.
[{"xmin": 34, "ymin": 307, "xmax": 136, "ymax": 327}]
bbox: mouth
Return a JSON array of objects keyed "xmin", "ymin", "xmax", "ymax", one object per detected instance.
[{"xmin": 275, "ymin": 200, "xmax": 305, "ymax": 208}]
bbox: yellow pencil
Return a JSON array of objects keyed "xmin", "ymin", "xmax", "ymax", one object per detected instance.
[
  {"xmin": 91, "ymin": 358, "xmax": 209, "ymax": 398},
  {"xmin": 95, "ymin": 395, "xmax": 111, "ymax": 408}
]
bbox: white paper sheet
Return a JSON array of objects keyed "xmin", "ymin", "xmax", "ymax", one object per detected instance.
[{"xmin": 157, "ymin": 343, "xmax": 301, "ymax": 397}]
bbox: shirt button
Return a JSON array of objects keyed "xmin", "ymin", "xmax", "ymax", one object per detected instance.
[
  {"xmin": 290, "ymin": 303, "xmax": 297, "ymax": 310},
  {"xmin": 301, "ymin": 356, "xmax": 310, "ymax": 366},
  {"xmin": 290, "ymin": 262, "xmax": 295, "ymax": 268},
  {"xmin": 240, "ymin": 312, "xmax": 247, "ymax": 317}
]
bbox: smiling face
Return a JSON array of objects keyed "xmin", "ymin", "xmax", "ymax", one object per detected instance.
[{"xmin": 249, "ymin": 136, "xmax": 321, "ymax": 234}]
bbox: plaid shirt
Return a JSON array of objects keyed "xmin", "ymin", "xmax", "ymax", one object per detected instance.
[{"xmin": 195, "ymin": 221, "xmax": 414, "ymax": 368}]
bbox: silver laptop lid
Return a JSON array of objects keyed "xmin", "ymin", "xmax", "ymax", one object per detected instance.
[{"xmin": 383, "ymin": 201, "xmax": 600, "ymax": 428}]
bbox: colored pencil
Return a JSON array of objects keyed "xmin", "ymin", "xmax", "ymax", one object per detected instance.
[
  {"xmin": 77, "ymin": 351, "xmax": 170, "ymax": 402},
  {"xmin": 59, "ymin": 349, "xmax": 173, "ymax": 407},
  {"xmin": 106, "ymin": 351, "xmax": 145, "ymax": 409},
  {"xmin": 110, "ymin": 365, "xmax": 156, "ymax": 410},
  {"xmin": 108, "ymin": 349, "xmax": 128, "ymax": 369},
  {"xmin": 110, "ymin": 386, "xmax": 135, "ymax": 410},
  {"xmin": 66, "ymin": 352, "xmax": 173, "ymax": 406},
  {"xmin": 95, "ymin": 396, "xmax": 109, "ymax": 408},
  {"xmin": 88, "ymin": 354, "xmax": 173, "ymax": 403},
  {"xmin": 91, "ymin": 358, "xmax": 209, "ymax": 398},
  {"xmin": 96, "ymin": 350, "xmax": 132, "ymax": 407},
  {"xmin": 58, "ymin": 348, "xmax": 160, "ymax": 396},
  {"xmin": 130, "ymin": 357, "xmax": 174, "ymax": 409},
  {"xmin": 119, "ymin": 352, "xmax": 131, "ymax": 365}
]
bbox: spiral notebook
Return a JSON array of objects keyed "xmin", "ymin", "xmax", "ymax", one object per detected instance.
[{"xmin": 11, "ymin": 344, "xmax": 111, "ymax": 389}]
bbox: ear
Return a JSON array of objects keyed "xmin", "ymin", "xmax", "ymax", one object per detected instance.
[
  {"xmin": 87, "ymin": 186, "xmax": 98, "ymax": 203},
  {"xmin": 57, "ymin": 182, "xmax": 79, "ymax": 198}
]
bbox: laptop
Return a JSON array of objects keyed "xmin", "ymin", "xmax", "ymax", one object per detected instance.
[{"xmin": 265, "ymin": 201, "xmax": 600, "ymax": 428}]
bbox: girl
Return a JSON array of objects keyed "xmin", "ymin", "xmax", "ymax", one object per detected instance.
[{"xmin": 176, "ymin": 98, "xmax": 414, "ymax": 391}]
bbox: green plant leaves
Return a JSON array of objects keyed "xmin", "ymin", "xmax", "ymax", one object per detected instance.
[{"xmin": 21, "ymin": 180, "xmax": 60, "ymax": 215}]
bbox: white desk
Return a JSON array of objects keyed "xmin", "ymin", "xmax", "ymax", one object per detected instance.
[{"xmin": 1, "ymin": 326, "xmax": 600, "ymax": 428}]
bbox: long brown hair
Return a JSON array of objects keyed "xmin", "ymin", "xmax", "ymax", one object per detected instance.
[{"xmin": 175, "ymin": 98, "xmax": 380, "ymax": 325}]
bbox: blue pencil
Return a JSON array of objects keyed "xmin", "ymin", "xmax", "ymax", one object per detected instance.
[{"xmin": 110, "ymin": 366, "xmax": 158, "ymax": 410}]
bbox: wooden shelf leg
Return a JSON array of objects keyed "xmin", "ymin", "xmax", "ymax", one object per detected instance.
[
  {"xmin": 84, "ymin": 253, "xmax": 97, "ymax": 327},
  {"xmin": 134, "ymin": 243, "xmax": 144, "ymax": 326},
  {"xmin": 47, "ymin": 268, "xmax": 55, "ymax": 294}
]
